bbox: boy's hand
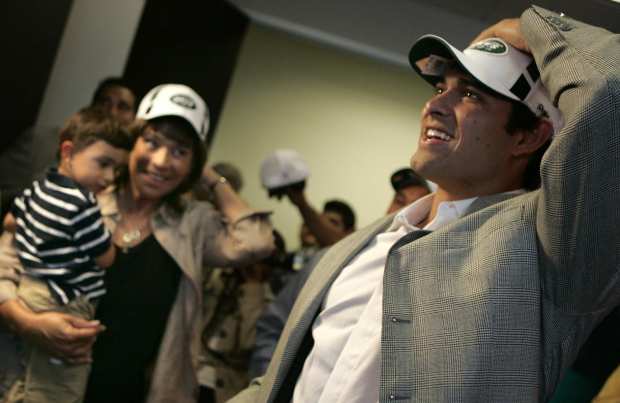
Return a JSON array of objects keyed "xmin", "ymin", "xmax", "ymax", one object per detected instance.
[
  {"xmin": 3, "ymin": 212, "xmax": 16, "ymax": 233},
  {"xmin": 471, "ymin": 18, "xmax": 530, "ymax": 54},
  {"xmin": 95, "ymin": 242, "xmax": 116, "ymax": 269}
]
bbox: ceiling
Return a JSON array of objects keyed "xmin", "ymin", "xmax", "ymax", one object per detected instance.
[{"xmin": 227, "ymin": 0, "xmax": 620, "ymax": 68}]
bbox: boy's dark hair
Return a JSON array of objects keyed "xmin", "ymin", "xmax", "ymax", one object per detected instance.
[
  {"xmin": 324, "ymin": 199, "xmax": 356, "ymax": 231},
  {"xmin": 505, "ymin": 100, "xmax": 551, "ymax": 190},
  {"xmin": 91, "ymin": 77, "xmax": 136, "ymax": 111},
  {"xmin": 58, "ymin": 107, "xmax": 134, "ymax": 154}
]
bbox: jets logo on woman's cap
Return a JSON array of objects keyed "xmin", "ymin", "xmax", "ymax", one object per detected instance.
[{"xmin": 137, "ymin": 84, "xmax": 210, "ymax": 142}]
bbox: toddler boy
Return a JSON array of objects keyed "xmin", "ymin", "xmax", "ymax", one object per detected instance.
[{"xmin": 3, "ymin": 107, "xmax": 132, "ymax": 403}]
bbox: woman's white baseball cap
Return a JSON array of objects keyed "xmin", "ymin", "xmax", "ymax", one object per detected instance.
[
  {"xmin": 409, "ymin": 35, "xmax": 563, "ymax": 134},
  {"xmin": 136, "ymin": 84, "xmax": 210, "ymax": 142}
]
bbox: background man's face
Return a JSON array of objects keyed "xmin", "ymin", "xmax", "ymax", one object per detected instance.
[
  {"xmin": 95, "ymin": 85, "xmax": 136, "ymax": 126},
  {"xmin": 411, "ymin": 69, "xmax": 515, "ymax": 192},
  {"xmin": 386, "ymin": 185, "xmax": 430, "ymax": 214},
  {"xmin": 323, "ymin": 210, "xmax": 354, "ymax": 239}
]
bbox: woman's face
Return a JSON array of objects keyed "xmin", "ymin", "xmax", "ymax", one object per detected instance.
[{"xmin": 128, "ymin": 120, "xmax": 195, "ymax": 201}]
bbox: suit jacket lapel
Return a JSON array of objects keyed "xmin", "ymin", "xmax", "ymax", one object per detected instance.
[
  {"xmin": 465, "ymin": 190, "xmax": 525, "ymax": 215},
  {"xmin": 266, "ymin": 214, "xmax": 394, "ymax": 402}
]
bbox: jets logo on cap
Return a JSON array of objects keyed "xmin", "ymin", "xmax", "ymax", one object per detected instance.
[
  {"xmin": 170, "ymin": 94, "xmax": 196, "ymax": 110},
  {"xmin": 470, "ymin": 39, "xmax": 508, "ymax": 55}
]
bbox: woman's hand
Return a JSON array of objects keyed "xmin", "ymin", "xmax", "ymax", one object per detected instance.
[
  {"xmin": 199, "ymin": 163, "xmax": 251, "ymax": 222},
  {"xmin": 200, "ymin": 164, "xmax": 220, "ymax": 186},
  {"xmin": 0, "ymin": 299, "xmax": 104, "ymax": 364}
]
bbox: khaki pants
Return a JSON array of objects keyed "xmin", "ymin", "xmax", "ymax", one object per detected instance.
[{"xmin": 3, "ymin": 276, "xmax": 95, "ymax": 403}]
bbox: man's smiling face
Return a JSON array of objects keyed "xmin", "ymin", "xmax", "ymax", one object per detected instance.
[{"xmin": 411, "ymin": 68, "xmax": 517, "ymax": 195}]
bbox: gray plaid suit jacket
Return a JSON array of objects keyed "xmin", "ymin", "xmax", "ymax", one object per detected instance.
[{"xmin": 230, "ymin": 6, "xmax": 620, "ymax": 403}]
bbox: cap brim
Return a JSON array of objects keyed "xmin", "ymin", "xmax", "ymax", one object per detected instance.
[{"xmin": 409, "ymin": 35, "xmax": 518, "ymax": 102}]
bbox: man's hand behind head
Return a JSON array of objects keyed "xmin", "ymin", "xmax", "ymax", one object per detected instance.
[{"xmin": 472, "ymin": 18, "xmax": 530, "ymax": 53}]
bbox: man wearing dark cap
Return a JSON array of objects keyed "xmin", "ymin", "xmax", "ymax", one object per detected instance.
[
  {"xmin": 386, "ymin": 168, "xmax": 431, "ymax": 214},
  {"xmin": 232, "ymin": 7, "xmax": 620, "ymax": 403}
]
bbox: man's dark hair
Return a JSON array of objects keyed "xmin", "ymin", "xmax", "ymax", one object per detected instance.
[
  {"xmin": 324, "ymin": 199, "xmax": 356, "ymax": 231},
  {"xmin": 390, "ymin": 168, "xmax": 430, "ymax": 192},
  {"xmin": 58, "ymin": 107, "xmax": 134, "ymax": 153},
  {"xmin": 91, "ymin": 77, "xmax": 136, "ymax": 111},
  {"xmin": 505, "ymin": 100, "xmax": 551, "ymax": 190}
]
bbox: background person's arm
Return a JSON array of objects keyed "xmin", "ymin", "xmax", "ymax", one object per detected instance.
[{"xmin": 285, "ymin": 188, "xmax": 346, "ymax": 247}]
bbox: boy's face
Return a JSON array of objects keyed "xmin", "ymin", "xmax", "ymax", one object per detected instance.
[{"xmin": 65, "ymin": 140, "xmax": 128, "ymax": 194}]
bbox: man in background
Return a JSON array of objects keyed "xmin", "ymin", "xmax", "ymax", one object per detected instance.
[{"xmin": 385, "ymin": 167, "xmax": 431, "ymax": 214}]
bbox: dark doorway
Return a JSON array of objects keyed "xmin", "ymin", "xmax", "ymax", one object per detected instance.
[{"xmin": 0, "ymin": 0, "xmax": 73, "ymax": 150}]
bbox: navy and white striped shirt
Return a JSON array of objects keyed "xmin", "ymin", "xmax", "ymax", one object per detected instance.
[{"xmin": 11, "ymin": 168, "xmax": 111, "ymax": 305}]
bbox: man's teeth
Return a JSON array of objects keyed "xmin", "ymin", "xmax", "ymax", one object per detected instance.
[{"xmin": 426, "ymin": 129, "xmax": 451, "ymax": 141}]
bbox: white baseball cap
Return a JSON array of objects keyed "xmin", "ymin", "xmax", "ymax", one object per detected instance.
[
  {"xmin": 260, "ymin": 149, "xmax": 310, "ymax": 191},
  {"xmin": 136, "ymin": 84, "xmax": 210, "ymax": 142},
  {"xmin": 409, "ymin": 35, "xmax": 563, "ymax": 134}
]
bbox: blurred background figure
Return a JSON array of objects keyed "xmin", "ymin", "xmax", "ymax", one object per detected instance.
[
  {"xmin": 385, "ymin": 167, "xmax": 431, "ymax": 214},
  {"xmin": 190, "ymin": 161, "xmax": 283, "ymax": 403},
  {"xmin": 285, "ymin": 199, "xmax": 355, "ymax": 273},
  {"xmin": 197, "ymin": 230, "xmax": 287, "ymax": 403},
  {"xmin": 260, "ymin": 149, "xmax": 356, "ymax": 248},
  {"xmin": 90, "ymin": 77, "xmax": 136, "ymax": 126}
]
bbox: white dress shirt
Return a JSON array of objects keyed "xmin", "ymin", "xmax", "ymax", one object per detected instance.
[{"xmin": 292, "ymin": 193, "xmax": 477, "ymax": 403}]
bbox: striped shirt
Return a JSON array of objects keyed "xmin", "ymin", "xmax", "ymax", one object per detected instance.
[{"xmin": 11, "ymin": 168, "xmax": 110, "ymax": 305}]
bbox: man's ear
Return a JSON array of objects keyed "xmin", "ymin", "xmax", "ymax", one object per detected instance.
[
  {"xmin": 59, "ymin": 140, "xmax": 75, "ymax": 161},
  {"xmin": 512, "ymin": 120, "xmax": 553, "ymax": 157}
]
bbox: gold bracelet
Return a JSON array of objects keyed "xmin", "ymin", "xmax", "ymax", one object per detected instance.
[{"xmin": 209, "ymin": 176, "xmax": 228, "ymax": 191}]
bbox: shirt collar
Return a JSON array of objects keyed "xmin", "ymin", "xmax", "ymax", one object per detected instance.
[
  {"xmin": 387, "ymin": 193, "xmax": 478, "ymax": 232},
  {"xmin": 388, "ymin": 188, "xmax": 527, "ymax": 233}
]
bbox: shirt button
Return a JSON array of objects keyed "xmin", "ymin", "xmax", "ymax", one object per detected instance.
[
  {"xmin": 391, "ymin": 317, "xmax": 398, "ymax": 323},
  {"xmin": 389, "ymin": 394, "xmax": 396, "ymax": 400}
]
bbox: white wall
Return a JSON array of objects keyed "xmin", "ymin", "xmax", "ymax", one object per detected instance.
[
  {"xmin": 36, "ymin": 0, "xmax": 145, "ymax": 127},
  {"xmin": 210, "ymin": 24, "xmax": 434, "ymax": 249}
]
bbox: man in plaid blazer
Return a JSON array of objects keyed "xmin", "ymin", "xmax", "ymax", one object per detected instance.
[{"xmin": 232, "ymin": 6, "xmax": 620, "ymax": 403}]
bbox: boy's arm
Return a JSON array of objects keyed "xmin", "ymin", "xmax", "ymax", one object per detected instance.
[
  {"xmin": 94, "ymin": 243, "xmax": 115, "ymax": 269},
  {"xmin": 76, "ymin": 195, "xmax": 115, "ymax": 269}
]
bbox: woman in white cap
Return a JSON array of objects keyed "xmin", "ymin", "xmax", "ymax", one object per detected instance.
[{"xmin": 0, "ymin": 84, "xmax": 274, "ymax": 403}]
